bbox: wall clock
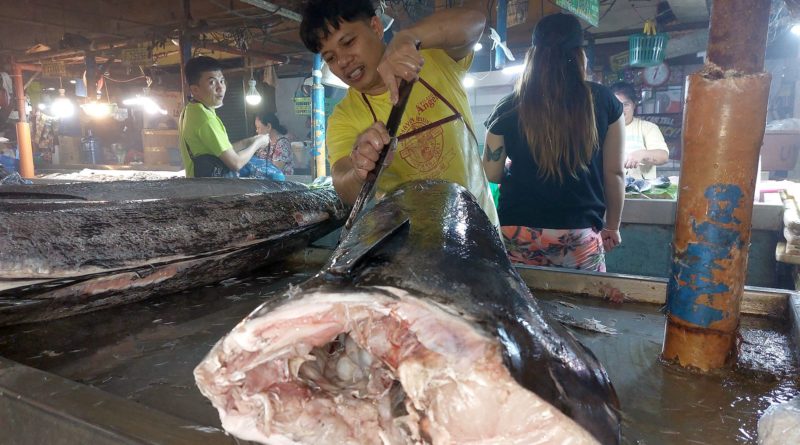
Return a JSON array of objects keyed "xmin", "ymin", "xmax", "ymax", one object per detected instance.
[{"xmin": 643, "ymin": 62, "xmax": 670, "ymax": 87}]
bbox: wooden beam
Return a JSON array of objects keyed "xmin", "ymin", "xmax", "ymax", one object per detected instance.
[{"xmin": 195, "ymin": 41, "xmax": 289, "ymax": 64}]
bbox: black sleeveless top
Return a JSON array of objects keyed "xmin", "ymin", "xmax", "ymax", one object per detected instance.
[{"xmin": 485, "ymin": 82, "xmax": 623, "ymax": 229}]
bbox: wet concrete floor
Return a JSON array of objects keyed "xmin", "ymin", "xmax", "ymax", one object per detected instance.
[{"xmin": 0, "ymin": 261, "xmax": 797, "ymax": 445}]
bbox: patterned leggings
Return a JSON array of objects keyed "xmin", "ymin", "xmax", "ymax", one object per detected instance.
[{"xmin": 501, "ymin": 226, "xmax": 607, "ymax": 272}]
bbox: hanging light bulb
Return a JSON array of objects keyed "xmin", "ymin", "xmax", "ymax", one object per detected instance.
[
  {"xmin": 245, "ymin": 75, "xmax": 262, "ymax": 106},
  {"xmin": 122, "ymin": 96, "xmax": 167, "ymax": 115},
  {"xmin": 81, "ymin": 101, "xmax": 112, "ymax": 119},
  {"xmin": 51, "ymin": 88, "xmax": 75, "ymax": 118},
  {"xmin": 462, "ymin": 75, "xmax": 476, "ymax": 88},
  {"xmin": 122, "ymin": 76, "xmax": 167, "ymax": 115}
]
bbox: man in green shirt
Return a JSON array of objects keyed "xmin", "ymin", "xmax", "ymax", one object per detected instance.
[{"xmin": 179, "ymin": 56, "xmax": 269, "ymax": 177}]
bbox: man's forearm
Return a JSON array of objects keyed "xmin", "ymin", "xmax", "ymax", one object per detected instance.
[
  {"xmin": 331, "ymin": 159, "xmax": 365, "ymax": 205},
  {"xmin": 634, "ymin": 149, "xmax": 669, "ymax": 166},
  {"xmin": 401, "ymin": 8, "xmax": 485, "ymax": 58},
  {"xmin": 232, "ymin": 135, "xmax": 260, "ymax": 152}
]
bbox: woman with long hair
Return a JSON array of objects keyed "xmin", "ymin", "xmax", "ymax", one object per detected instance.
[{"xmin": 482, "ymin": 13, "xmax": 625, "ymax": 273}]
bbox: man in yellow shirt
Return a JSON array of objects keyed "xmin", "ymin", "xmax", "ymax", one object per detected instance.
[{"xmin": 299, "ymin": 0, "xmax": 498, "ymax": 225}]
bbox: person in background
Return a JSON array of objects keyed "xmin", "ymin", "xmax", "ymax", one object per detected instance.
[
  {"xmin": 254, "ymin": 111, "xmax": 294, "ymax": 176},
  {"xmin": 610, "ymin": 81, "xmax": 669, "ymax": 179},
  {"xmin": 179, "ymin": 56, "xmax": 269, "ymax": 178},
  {"xmin": 299, "ymin": 0, "xmax": 498, "ymax": 226},
  {"xmin": 482, "ymin": 13, "xmax": 625, "ymax": 278}
]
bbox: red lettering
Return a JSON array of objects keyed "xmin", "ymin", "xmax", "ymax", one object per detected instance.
[{"xmin": 415, "ymin": 94, "xmax": 437, "ymax": 114}]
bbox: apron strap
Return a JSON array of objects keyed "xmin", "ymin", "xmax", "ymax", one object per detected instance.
[
  {"xmin": 361, "ymin": 76, "xmax": 479, "ymax": 145},
  {"xmin": 418, "ymin": 77, "xmax": 479, "ymax": 145},
  {"xmin": 361, "ymin": 92, "xmax": 379, "ymax": 123},
  {"xmin": 397, "ymin": 114, "xmax": 460, "ymax": 141}
]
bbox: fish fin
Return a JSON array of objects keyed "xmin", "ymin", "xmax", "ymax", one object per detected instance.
[{"xmin": 326, "ymin": 209, "xmax": 410, "ymax": 277}]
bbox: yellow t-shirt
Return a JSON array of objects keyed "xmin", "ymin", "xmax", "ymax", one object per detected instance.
[{"xmin": 327, "ymin": 48, "xmax": 498, "ymax": 226}]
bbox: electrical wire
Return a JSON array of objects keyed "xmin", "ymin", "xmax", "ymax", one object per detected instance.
[
  {"xmin": 598, "ymin": 0, "xmax": 619, "ymax": 24},
  {"xmin": 103, "ymin": 75, "xmax": 147, "ymax": 83}
]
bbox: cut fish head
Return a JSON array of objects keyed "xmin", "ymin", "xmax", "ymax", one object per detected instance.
[{"xmin": 194, "ymin": 286, "xmax": 600, "ymax": 445}]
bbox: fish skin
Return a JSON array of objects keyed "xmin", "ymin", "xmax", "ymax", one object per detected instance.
[
  {"xmin": 195, "ymin": 180, "xmax": 621, "ymax": 444},
  {"xmin": 0, "ymin": 179, "xmax": 347, "ymax": 325}
]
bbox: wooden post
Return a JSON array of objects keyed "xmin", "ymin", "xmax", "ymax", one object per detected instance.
[
  {"xmin": 662, "ymin": 0, "xmax": 772, "ymax": 371},
  {"xmin": 179, "ymin": 33, "xmax": 192, "ymax": 106},
  {"xmin": 12, "ymin": 62, "xmax": 34, "ymax": 178},
  {"xmin": 179, "ymin": 0, "xmax": 193, "ymax": 106}
]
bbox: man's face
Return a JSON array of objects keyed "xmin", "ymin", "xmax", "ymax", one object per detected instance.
[
  {"xmin": 319, "ymin": 17, "xmax": 385, "ymax": 94},
  {"xmin": 190, "ymin": 70, "xmax": 226, "ymax": 108},
  {"xmin": 614, "ymin": 92, "xmax": 635, "ymax": 125}
]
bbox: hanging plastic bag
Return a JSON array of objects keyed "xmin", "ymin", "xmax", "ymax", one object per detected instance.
[{"xmin": 239, "ymin": 157, "xmax": 286, "ymax": 181}]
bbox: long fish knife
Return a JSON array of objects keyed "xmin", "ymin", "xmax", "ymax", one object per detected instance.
[{"xmin": 338, "ymin": 73, "xmax": 418, "ymax": 243}]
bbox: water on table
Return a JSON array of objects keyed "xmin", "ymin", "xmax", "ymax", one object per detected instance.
[
  {"xmin": 537, "ymin": 294, "xmax": 799, "ymax": 445},
  {"xmin": 0, "ymin": 262, "xmax": 797, "ymax": 444}
]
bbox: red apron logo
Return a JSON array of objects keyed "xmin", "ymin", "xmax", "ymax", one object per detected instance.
[{"xmin": 398, "ymin": 116, "xmax": 444, "ymax": 173}]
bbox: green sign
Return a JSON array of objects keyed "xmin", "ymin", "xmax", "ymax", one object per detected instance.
[
  {"xmin": 609, "ymin": 50, "xmax": 630, "ymax": 72},
  {"xmin": 121, "ymin": 47, "xmax": 151, "ymax": 66},
  {"xmin": 42, "ymin": 61, "xmax": 66, "ymax": 78},
  {"xmin": 555, "ymin": 0, "xmax": 599, "ymax": 27}
]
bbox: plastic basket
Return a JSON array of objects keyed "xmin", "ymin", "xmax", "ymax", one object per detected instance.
[{"xmin": 628, "ymin": 33, "xmax": 669, "ymax": 68}]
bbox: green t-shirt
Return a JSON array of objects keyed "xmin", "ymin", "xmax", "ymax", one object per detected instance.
[{"xmin": 179, "ymin": 102, "xmax": 231, "ymax": 177}]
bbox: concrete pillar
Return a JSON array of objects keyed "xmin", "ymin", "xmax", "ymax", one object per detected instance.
[{"xmin": 662, "ymin": 0, "xmax": 772, "ymax": 371}]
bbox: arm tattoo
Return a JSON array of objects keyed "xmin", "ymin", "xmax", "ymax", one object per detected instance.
[{"xmin": 486, "ymin": 145, "xmax": 504, "ymax": 162}]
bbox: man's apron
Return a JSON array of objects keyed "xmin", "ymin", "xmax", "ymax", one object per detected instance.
[{"xmin": 361, "ymin": 77, "xmax": 499, "ymax": 226}]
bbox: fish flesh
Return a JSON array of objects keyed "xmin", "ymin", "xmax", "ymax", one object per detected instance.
[
  {"xmin": 0, "ymin": 179, "xmax": 346, "ymax": 325},
  {"xmin": 194, "ymin": 180, "xmax": 620, "ymax": 444}
]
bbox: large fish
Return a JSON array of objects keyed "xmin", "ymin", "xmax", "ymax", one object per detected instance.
[
  {"xmin": 0, "ymin": 179, "xmax": 345, "ymax": 325},
  {"xmin": 194, "ymin": 180, "xmax": 620, "ymax": 444}
]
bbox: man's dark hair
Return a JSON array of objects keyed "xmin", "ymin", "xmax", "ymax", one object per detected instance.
[
  {"xmin": 300, "ymin": 0, "xmax": 376, "ymax": 53},
  {"xmin": 610, "ymin": 81, "xmax": 638, "ymax": 104},
  {"xmin": 184, "ymin": 56, "xmax": 224, "ymax": 85}
]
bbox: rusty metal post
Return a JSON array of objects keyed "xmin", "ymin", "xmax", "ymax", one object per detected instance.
[
  {"xmin": 179, "ymin": 0, "xmax": 193, "ymax": 106},
  {"xmin": 12, "ymin": 62, "xmax": 34, "ymax": 178},
  {"xmin": 662, "ymin": 0, "xmax": 772, "ymax": 371},
  {"xmin": 179, "ymin": 33, "xmax": 192, "ymax": 106}
]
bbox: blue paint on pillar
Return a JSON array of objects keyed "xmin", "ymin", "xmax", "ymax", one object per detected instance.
[
  {"xmin": 312, "ymin": 54, "xmax": 326, "ymax": 159},
  {"xmin": 706, "ymin": 184, "xmax": 743, "ymax": 224},
  {"xmin": 495, "ymin": 0, "xmax": 507, "ymax": 69},
  {"xmin": 667, "ymin": 184, "xmax": 744, "ymax": 327}
]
